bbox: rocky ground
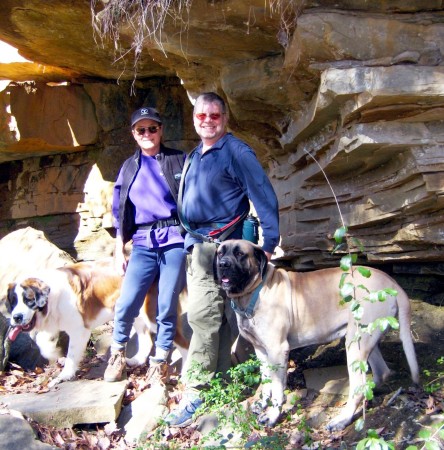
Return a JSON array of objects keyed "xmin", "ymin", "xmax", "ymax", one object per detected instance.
[{"xmin": 1, "ymin": 300, "xmax": 443, "ymax": 449}]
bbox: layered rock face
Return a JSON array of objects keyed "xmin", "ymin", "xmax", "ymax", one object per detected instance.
[{"xmin": 0, "ymin": 0, "xmax": 442, "ymax": 271}]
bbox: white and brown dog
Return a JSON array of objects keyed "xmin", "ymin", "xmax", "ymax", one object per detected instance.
[
  {"xmin": 215, "ymin": 240, "xmax": 419, "ymax": 431},
  {"xmin": 6, "ymin": 260, "xmax": 188, "ymax": 388}
]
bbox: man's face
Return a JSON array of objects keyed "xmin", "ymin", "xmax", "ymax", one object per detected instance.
[{"xmin": 193, "ymin": 100, "xmax": 228, "ymax": 147}]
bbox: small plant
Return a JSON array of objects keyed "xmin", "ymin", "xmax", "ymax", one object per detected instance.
[
  {"xmin": 356, "ymin": 428, "xmax": 395, "ymax": 450},
  {"xmin": 406, "ymin": 422, "xmax": 444, "ymax": 450},
  {"xmin": 423, "ymin": 356, "xmax": 444, "ymax": 394},
  {"xmin": 198, "ymin": 357, "xmax": 263, "ymax": 446},
  {"xmin": 293, "ymin": 400, "xmax": 314, "ymax": 447}
]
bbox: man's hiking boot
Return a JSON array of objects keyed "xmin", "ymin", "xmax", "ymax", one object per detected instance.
[{"xmin": 164, "ymin": 391, "xmax": 203, "ymax": 427}]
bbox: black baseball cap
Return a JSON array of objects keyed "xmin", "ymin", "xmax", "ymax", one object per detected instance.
[{"xmin": 131, "ymin": 107, "xmax": 162, "ymax": 127}]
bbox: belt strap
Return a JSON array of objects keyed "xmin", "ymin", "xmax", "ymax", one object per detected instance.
[{"xmin": 137, "ymin": 217, "xmax": 180, "ymax": 230}]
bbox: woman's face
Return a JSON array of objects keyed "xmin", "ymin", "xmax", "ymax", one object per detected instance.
[{"xmin": 132, "ymin": 118, "xmax": 162, "ymax": 156}]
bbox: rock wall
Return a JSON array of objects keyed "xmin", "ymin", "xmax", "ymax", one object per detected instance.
[
  {"xmin": 0, "ymin": 79, "xmax": 197, "ymax": 260},
  {"xmin": 0, "ymin": 0, "xmax": 442, "ymax": 273}
]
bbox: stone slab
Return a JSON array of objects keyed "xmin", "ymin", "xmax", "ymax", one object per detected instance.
[
  {"xmin": 1, "ymin": 379, "xmax": 127, "ymax": 428},
  {"xmin": 118, "ymin": 383, "xmax": 168, "ymax": 445},
  {"xmin": 0, "ymin": 413, "xmax": 57, "ymax": 450}
]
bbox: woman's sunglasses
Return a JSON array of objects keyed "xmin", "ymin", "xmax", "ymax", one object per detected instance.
[{"xmin": 134, "ymin": 125, "xmax": 161, "ymax": 135}]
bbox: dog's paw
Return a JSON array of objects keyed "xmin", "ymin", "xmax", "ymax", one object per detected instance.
[
  {"xmin": 48, "ymin": 376, "xmax": 63, "ymax": 389},
  {"xmin": 251, "ymin": 402, "xmax": 262, "ymax": 416},
  {"xmin": 325, "ymin": 414, "xmax": 351, "ymax": 431},
  {"xmin": 126, "ymin": 355, "xmax": 147, "ymax": 368},
  {"xmin": 48, "ymin": 370, "xmax": 76, "ymax": 388},
  {"xmin": 257, "ymin": 406, "xmax": 281, "ymax": 427}
]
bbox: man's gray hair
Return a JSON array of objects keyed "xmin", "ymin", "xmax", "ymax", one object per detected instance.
[{"xmin": 194, "ymin": 92, "xmax": 227, "ymax": 114}]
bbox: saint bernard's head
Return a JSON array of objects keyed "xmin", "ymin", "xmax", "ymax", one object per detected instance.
[{"xmin": 7, "ymin": 278, "xmax": 50, "ymax": 341}]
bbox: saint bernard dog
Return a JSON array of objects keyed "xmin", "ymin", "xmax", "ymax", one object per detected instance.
[{"xmin": 6, "ymin": 260, "xmax": 189, "ymax": 388}]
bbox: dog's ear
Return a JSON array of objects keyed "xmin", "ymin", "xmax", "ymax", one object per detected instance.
[
  {"xmin": 253, "ymin": 246, "xmax": 268, "ymax": 280},
  {"xmin": 34, "ymin": 282, "xmax": 50, "ymax": 309},
  {"xmin": 22, "ymin": 279, "xmax": 50, "ymax": 309},
  {"xmin": 213, "ymin": 244, "xmax": 220, "ymax": 283},
  {"xmin": 6, "ymin": 283, "xmax": 17, "ymax": 313}
]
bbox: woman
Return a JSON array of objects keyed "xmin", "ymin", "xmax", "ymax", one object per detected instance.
[{"xmin": 105, "ymin": 106, "xmax": 186, "ymax": 385}]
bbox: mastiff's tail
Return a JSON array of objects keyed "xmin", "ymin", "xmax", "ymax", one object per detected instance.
[{"xmin": 397, "ymin": 287, "xmax": 420, "ymax": 385}]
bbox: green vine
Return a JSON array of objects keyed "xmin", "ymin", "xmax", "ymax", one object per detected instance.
[{"xmin": 333, "ymin": 225, "xmax": 399, "ymax": 435}]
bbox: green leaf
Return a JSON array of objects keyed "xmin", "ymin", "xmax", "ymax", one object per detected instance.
[
  {"xmin": 425, "ymin": 442, "xmax": 440, "ymax": 450},
  {"xmin": 339, "ymin": 272, "xmax": 349, "ymax": 289},
  {"xmin": 357, "ymin": 266, "xmax": 372, "ymax": 278},
  {"xmin": 384, "ymin": 288, "xmax": 398, "ymax": 297},
  {"xmin": 376, "ymin": 318, "xmax": 390, "ymax": 332},
  {"xmin": 357, "ymin": 283, "xmax": 370, "ymax": 294},
  {"xmin": 368, "ymin": 291, "xmax": 379, "ymax": 302},
  {"xmin": 356, "ymin": 440, "xmax": 364, "ymax": 450},
  {"xmin": 419, "ymin": 430, "xmax": 432, "ymax": 439},
  {"xmin": 351, "ymin": 359, "xmax": 368, "ymax": 373},
  {"xmin": 354, "ymin": 418, "xmax": 365, "ymax": 432},
  {"xmin": 334, "ymin": 226, "xmax": 347, "ymax": 243},
  {"xmin": 340, "ymin": 255, "xmax": 353, "ymax": 271},
  {"xmin": 351, "ymin": 237, "xmax": 365, "ymax": 252},
  {"xmin": 351, "ymin": 301, "xmax": 364, "ymax": 320},
  {"xmin": 363, "ymin": 381, "xmax": 375, "ymax": 400},
  {"xmin": 377, "ymin": 290, "xmax": 387, "ymax": 302},
  {"xmin": 367, "ymin": 429, "xmax": 380, "ymax": 439},
  {"xmin": 387, "ymin": 316, "xmax": 399, "ymax": 329},
  {"xmin": 340, "ymin": 282, "xmax": 355, "ymax": 298},
  {"xmin": 332, "ymin": 243, "xmax": 346, "ymax": 254}
]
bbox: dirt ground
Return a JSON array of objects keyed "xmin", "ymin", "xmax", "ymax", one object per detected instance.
[{"xmin": 1, "ymin": 299, "xmax": 443, "ymax": 449}]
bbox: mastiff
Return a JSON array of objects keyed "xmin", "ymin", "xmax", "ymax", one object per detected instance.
[{"xmin": 215, "ymin": 239, "xmax": 419, "ymax": 430}]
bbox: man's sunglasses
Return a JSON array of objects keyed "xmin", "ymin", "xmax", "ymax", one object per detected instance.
[
  {"xmin": 134, "ymin": 125, "xmax": 161, "ymax": 135},
  {"xmin": 194, "ymin": 113, "xmax": 224, "ymax": 121}
]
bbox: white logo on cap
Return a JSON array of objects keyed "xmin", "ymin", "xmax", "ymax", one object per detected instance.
[{"xmin": 140, "ymin": 108, "xmax": 150, "ymax": 115}]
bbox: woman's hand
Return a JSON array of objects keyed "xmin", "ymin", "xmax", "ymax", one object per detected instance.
[{"xmin": 114, "ymin": 237, "xmax": 128, "ymax": 276}]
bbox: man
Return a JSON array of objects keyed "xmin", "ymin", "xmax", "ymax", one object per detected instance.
[{"xmin": 165, "ymin": 92, "xmax": 279, "ymax": 427}]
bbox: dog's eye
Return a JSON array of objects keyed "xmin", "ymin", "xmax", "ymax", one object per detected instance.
[
  {"xmin": 7, "ymin": 293, "xmax": 18, "ymax": 310},
  {"xmin": 234, "ymin": 250, "xmax": 244, "ymax": 258}
]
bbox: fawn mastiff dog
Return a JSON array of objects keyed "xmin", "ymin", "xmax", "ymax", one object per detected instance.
[{"xmin": 215, "ymin": 240, "xmax": 419, "ymax": 430}]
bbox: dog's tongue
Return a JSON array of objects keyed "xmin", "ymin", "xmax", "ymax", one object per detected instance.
[
  {"xmin": 222, "ymin": 277, "xmax": 230, "ymax": 283},
  {"xmin": 8, "ymin": 326, "xmax": 22, "ymax": 342}
]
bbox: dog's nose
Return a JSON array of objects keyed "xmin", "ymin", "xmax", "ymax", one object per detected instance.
[
  {"xmin": 12, "ymin": 314, "xmax": 23, "ymax": 324},
  {"xmin": 218, "ymin": 258, "xmax": 231, "ymax": 268}
]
